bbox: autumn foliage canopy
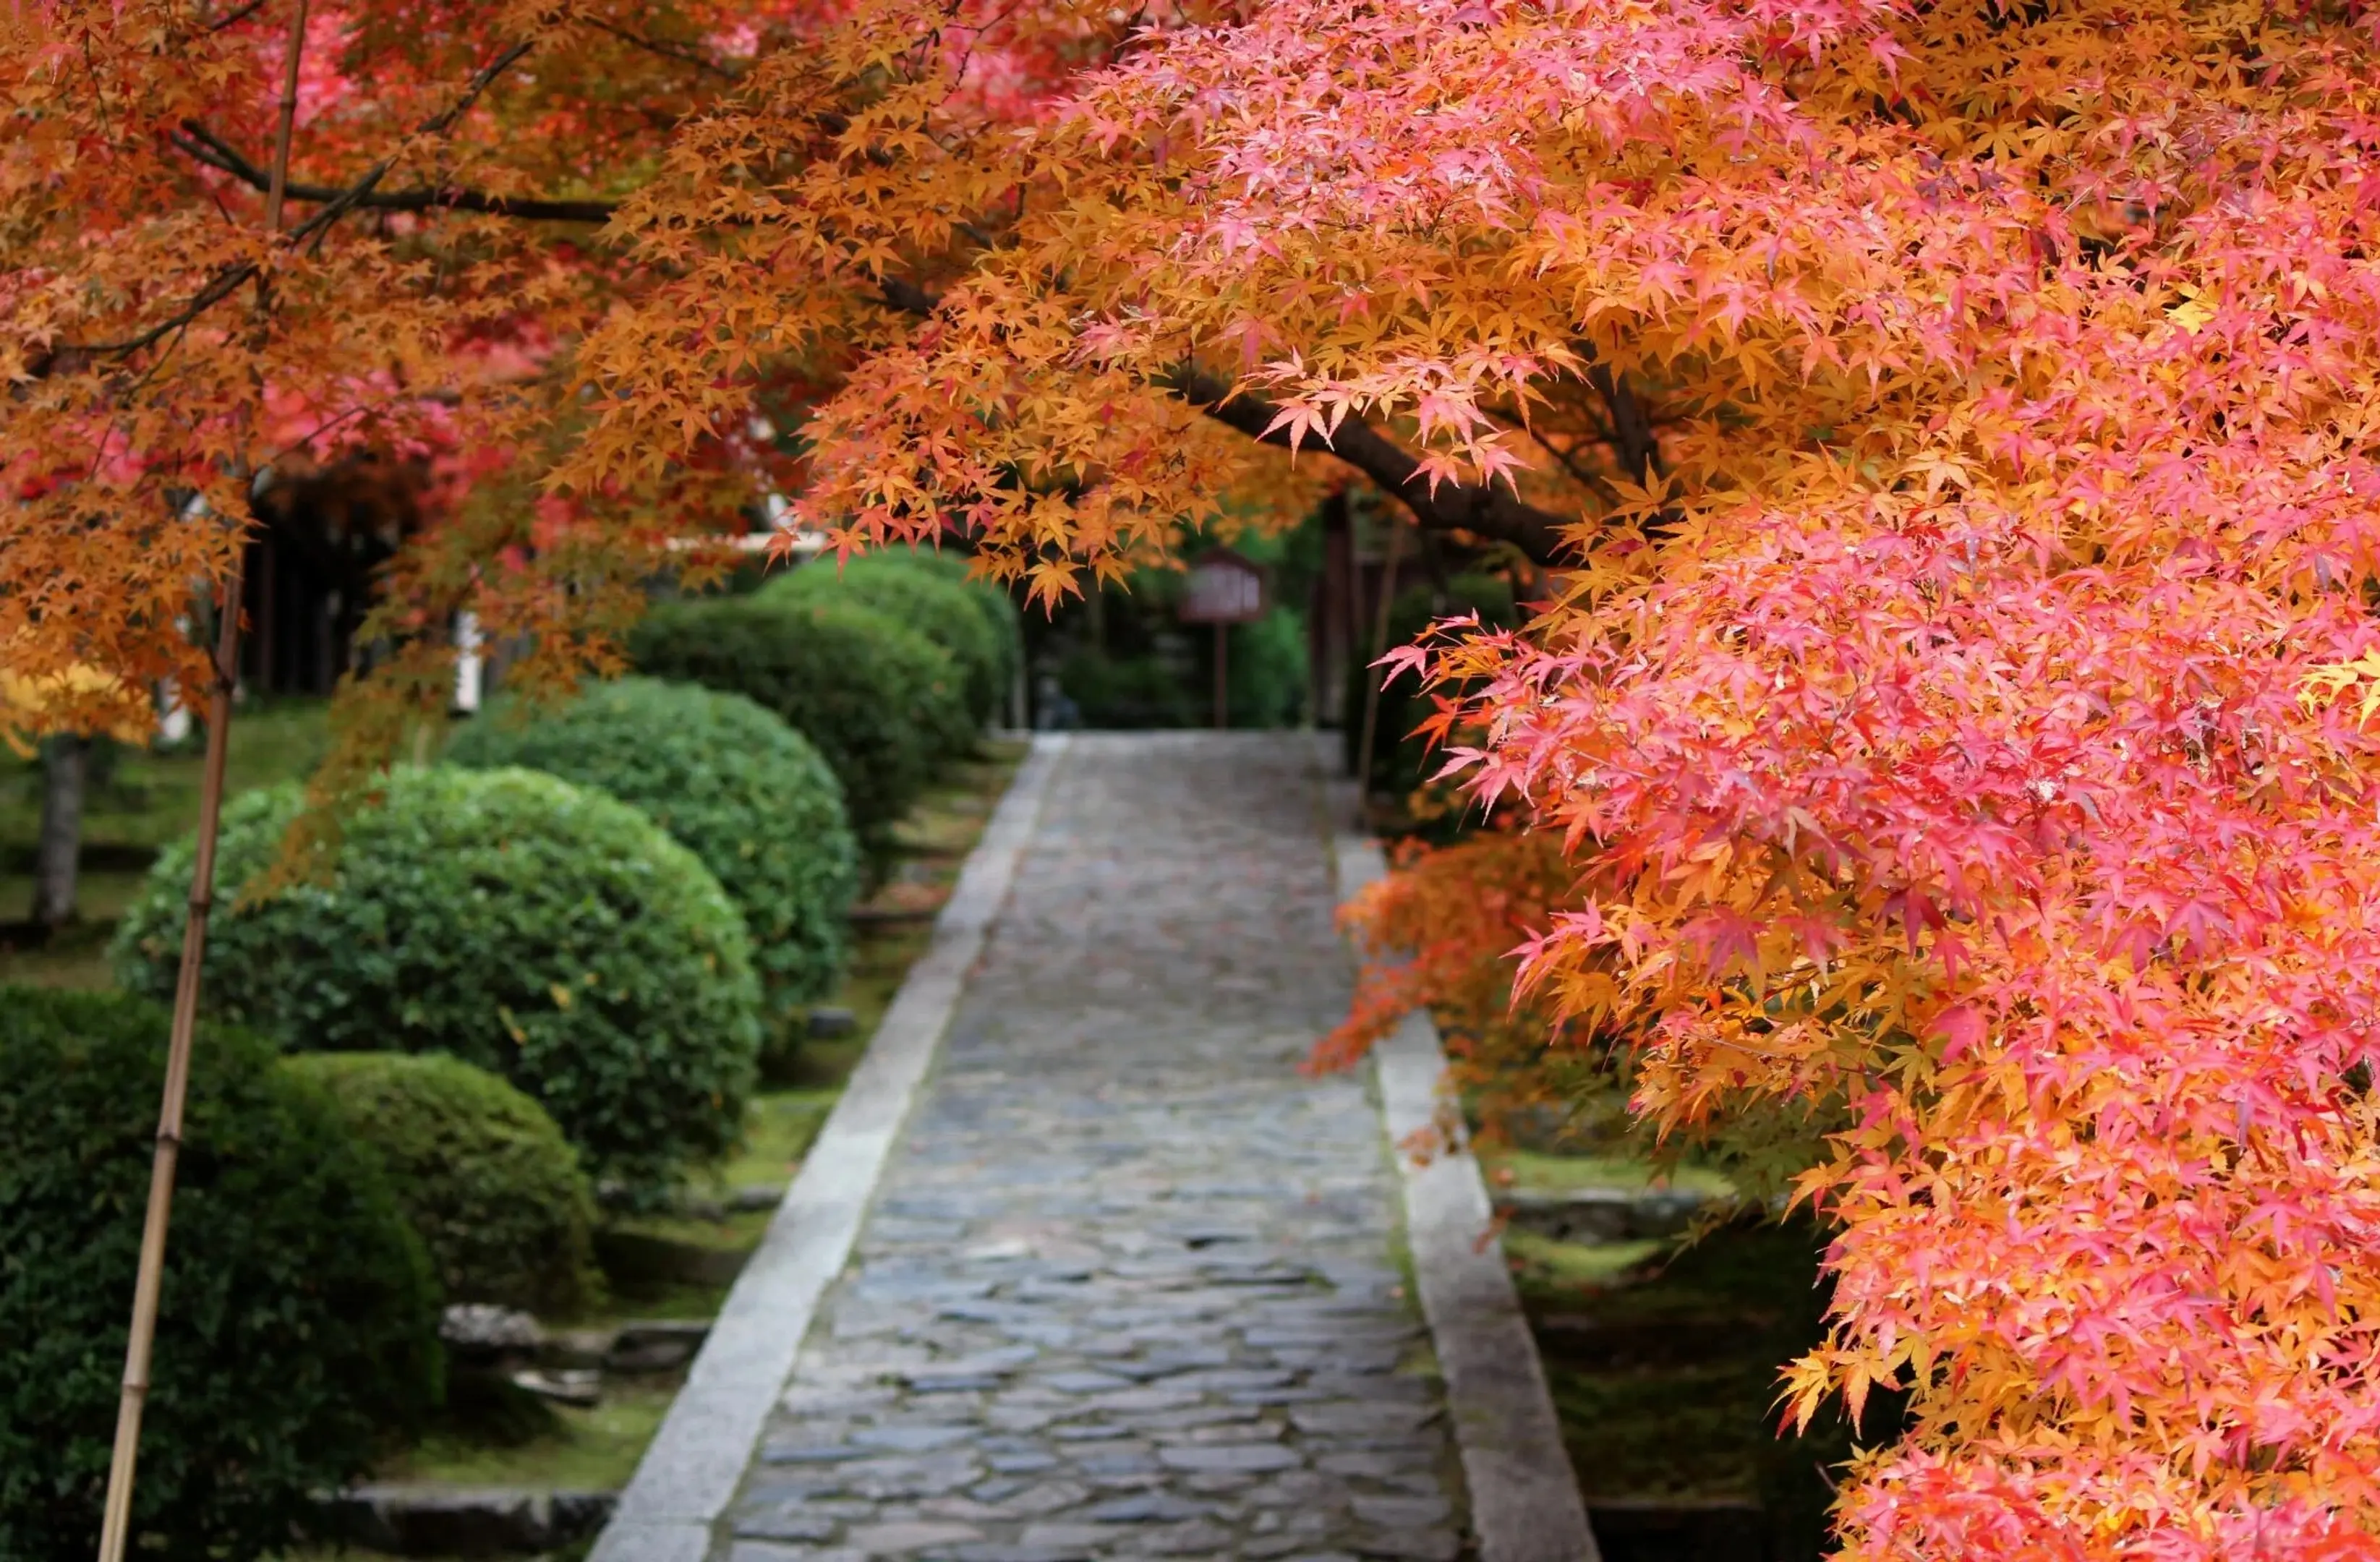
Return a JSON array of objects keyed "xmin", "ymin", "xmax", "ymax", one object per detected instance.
[{"xmin": 14, "ymin": 0, "xmax": 2380, "ymax": 1553}]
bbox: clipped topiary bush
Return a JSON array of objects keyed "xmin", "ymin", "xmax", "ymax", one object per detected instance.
[
  {"xmin": 281, "ymin": 1052, "xmax": 599, "ymax": 1316},
  {"xmin": 630, "ymin": 594, "xmax": 968, "ymax": 845},
  {"xmin": 870, "ymin": 548, "xmax": 1025, "ymax": 714},
  {"xmin": 112, "ymin": 766, "xmax": 763, "ymax": 1207},
  {"xmin": 446, "ymin": 677, "xmax": 861, "ymax": 1017},
  {"xmin": 765, "ymin": 552, "xmax": 1013, "ymax": 730},
  {"xmin": 0, "ymin": 988, "xmax": 441, "ymax": 1562}
]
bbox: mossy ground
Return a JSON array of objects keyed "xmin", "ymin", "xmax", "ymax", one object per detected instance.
[
  {"xmin": 1508, "ymin": 1185, "xmax": 1903, "ymax": 1562},
  {"xmin": 383, "ymin": 1378, "xmax": 682, "ymax": 1491}
]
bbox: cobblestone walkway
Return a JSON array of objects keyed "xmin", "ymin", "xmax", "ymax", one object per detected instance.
[{"xmin": 717, "ymin": 734, "xmax": 1467, "ymax": 1562}]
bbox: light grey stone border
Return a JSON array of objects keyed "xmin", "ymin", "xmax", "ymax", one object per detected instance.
[
  {"xmin": 1332, "ymin": 829, "xmax": 1600, "ymax": 1562},
  {"xmin": 589, "ymin": 735, "xmax": 1071, "ymax": 1562}
]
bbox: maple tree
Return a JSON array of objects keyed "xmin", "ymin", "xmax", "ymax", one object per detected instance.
[
  {"xmin": 1070, "ymin": 2, "xmax": 2380, "ymax": 1555},
  {"xmin": 609, "ymin": 0, "xmax": 2380, "ymax": 1553},
  {"xmin": 19, "ymin": 0, "xmax": 2380, "ymax": 1555}
]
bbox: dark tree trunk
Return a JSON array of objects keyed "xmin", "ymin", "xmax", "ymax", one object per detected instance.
[{"xmin": 30, "ymin": 733, "xmax": 90, "ymax": 931}]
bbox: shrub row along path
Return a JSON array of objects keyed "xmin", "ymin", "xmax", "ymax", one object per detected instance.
[{"xmin": 708, "ymin": 733, "xmax": 1465, "ymax": 1562}]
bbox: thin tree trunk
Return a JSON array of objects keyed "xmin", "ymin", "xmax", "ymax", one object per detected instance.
[
  {"xmin": 94, "ymin": 2, "xmax": 302, "ymax": 1554},
  {"xmin": 30, "ymin": 733, "xmax": 89, "ymax": 931}
]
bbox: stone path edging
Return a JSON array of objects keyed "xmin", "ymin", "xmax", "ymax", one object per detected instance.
[
  {"xmin": 590, "ymin": 735, "xmax": 1070, "ymax": 1562},
  {"xmin": 1332, "ymin": 832, "xmax": 1601, "ymax": 1562}
]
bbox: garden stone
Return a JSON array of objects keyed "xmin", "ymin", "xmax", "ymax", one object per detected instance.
[
  {"xmin": 1156, "ymin": 1443, "xmax": 1300, "ymax": 1472},
  {"xmin": 845, "ymin": 1519, "xmax": 985, "ymax": 1551},
  {"xmin": 541, "ymin": 1326, "xmax": 618, "ymax": 1369},
  {"xmin": 608, "ymin": 1319, "xmax": 713, "ymax": 1373},
  {"xmin": 320, "ymin": 1483, "xmax": 613, "ymax": 1556},
  {"xmin": 440, "ymin": 1303, "xmax": 543, "ymax": 1362},
  {"xmin": 511, "ymin": 1367, "xmax": 602, "ymax": 1407},
  {"xmin": 738, "ymin": 1507, "xmax": 844, "ymax": 1542}
]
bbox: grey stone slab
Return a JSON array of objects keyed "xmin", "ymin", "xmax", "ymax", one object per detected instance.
[
  {"xmin": 1337, "ymin": 825, "xmax": 1598, "ymax": 1562},
  {"xmin": 845, "ymin": 1519, "xmax": 986, "ymax": 1551},
  {"xmin": 1156, "ymin": 1443, "xmax": 1302, "ymax": 1473}
]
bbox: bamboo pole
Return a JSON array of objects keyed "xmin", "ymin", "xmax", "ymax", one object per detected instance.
[
  {"xmin": 1352, "ymin": 511, "xmax": 1409, "ymax": 814},
  {"xmin": 95, "ymin": 5, "xmax": 304, "ymax": 1555},
  {"xmin": 93, "ymin": 566, "xmax": 244, "ymax": 1562}
]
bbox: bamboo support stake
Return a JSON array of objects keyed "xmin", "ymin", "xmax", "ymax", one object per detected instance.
[
  {"xmin": 93, "ymin": 568, "xmax": 245, "ymax": 1562},
  {"xmin": 95, "ymin": 4, "xmax": 304, "ymax": 1555}
]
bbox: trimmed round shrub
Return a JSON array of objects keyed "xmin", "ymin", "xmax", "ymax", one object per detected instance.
[
  {"xmin": 630, "ymin": 595, "xmax": 968, "ymax": 844},
  {"xmin": 765, "ymin": 553, "xmax": 1014, "ymax": 729},
  {"xmin": 111, "ymin": 766, "xmax": 763, "ymax": 1207},
  {"xmin": 881, "ymin": 549, "xmax": 1027, "ymax": 709},
  {"xmin": 0, "ymin": 988, "xmax": 441, "ymax": 1562},
  {"xmin": 281, "ymin": 1052, "xmax": 599, "ymax": 1315},
  {"xmin": 446, "ymin": 677, "xmax": 861, "ymax": 1017}
]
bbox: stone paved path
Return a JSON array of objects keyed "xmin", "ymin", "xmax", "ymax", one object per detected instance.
[{"xmin": 717, "ymin": 734, "xmax": 1468, "ymax": 1562}]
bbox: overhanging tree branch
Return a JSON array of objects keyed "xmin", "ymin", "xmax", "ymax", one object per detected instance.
[
  {"xmin": 864, "ymin": 278, "xmax": 1574, "ymax": 563},
  {"xmin": 67, "ymin": 40, "xmax": 552, "ymax": 359},
  {"xmin": 173, "ymin": 120, "xmax": 618, "ymax": 226},
  {"xmin": 1166, "ymin": 367, "xmax": 1571, "ymax": 564}
]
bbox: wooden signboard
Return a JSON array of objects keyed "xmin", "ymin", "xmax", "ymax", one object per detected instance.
[{"xmin": 1177, "ymin": 548, "xmax": 1268, "ymax": 729}]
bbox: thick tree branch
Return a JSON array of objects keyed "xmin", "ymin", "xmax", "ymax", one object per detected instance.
[
  {"xmin": 70, "ymin": 263, "xmax": 260, "ymax": 356},
  {"xmin": 1167, "ymin": 369, "xmax": 1572, "ymax": 563},
  {"xmin": 287, "ymin": 38, "xmax": 541, "ymax": 249},
  {"xmin": 877, "ymin": 275, "xmax": 942, "ymax": 316},
  {"xmin": 1585, "ymin": 362, "xmax": 1662, "ymax": 485},
  {"xmin": 200, "ymin": 0, "xmax": 269, "ymax": 33},
  {"xmin": 174, "ymin": 122, "xmax": 619, "ymax": 224},
  {"xmin": 866, "ymin": 273, "xmax": 1574, "ymax": 561},
  {"xmin": 68, "ymin": 40, "xmax": 545, "ymax": 359},
  {"xmin": 581, "ymin": 17, "xmax": 741, "ymax": 79}
]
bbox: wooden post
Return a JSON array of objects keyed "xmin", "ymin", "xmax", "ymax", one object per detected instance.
[
  {"xmin": 1180, "ymin": 547, "xmax": 1264, "ymax": 731},
  {"xmin": 1353, "ymin": 516, "xmax": 1408, "ymax": 807},
  {"xmin": 1213, "ymin": 620, "xmax": 1229, "ymax": 730},
  {"xmin": 1313, "ymin": 492, "xmax": 1351, "ymax": 727}
]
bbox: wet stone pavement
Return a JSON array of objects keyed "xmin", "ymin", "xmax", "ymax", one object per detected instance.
[{"xmin": 717, "ymin": 735, "xmax": 1468, "ymax": 1562}]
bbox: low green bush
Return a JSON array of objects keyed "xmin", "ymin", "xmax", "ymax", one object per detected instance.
[
  {"xmin": 767, "ymin": 552, "xmax": 1018, "ymax": 728},
  {"xmin": 282, "ymin": 1052, "xmax": 599, "ymax": 1315},
  {"xmin": 872, "ymin": 549, "xmax": 1026, "ymax": 712},
  {"xmin": 113, "ymin": 767, "xmax": 762, "ymax": 1208},
  {"xmin": 0, "ymin": 989, "xmax": 441, "ymax": 1562},
  {"xmin": 630, "ymin": 595, "xmax": 968, "ymax": 845},
  {"xmin": 447, "ymin": 677, "xmax": 861, "ymax": 1017},
  {"xmin": 1055, "ymin": 644, "xmax": 1200, "ymax": 728},
  {"xmin": 1223, "ymin": 605, "xmax": 1310, "ymax": 728}
]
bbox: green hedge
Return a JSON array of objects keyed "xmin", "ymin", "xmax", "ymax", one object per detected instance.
[
  {"xmin": 113, "ymin": 767, "xmax": 763, "ymax": 1208},
  {"xmin": 873, "ymin": 550, "xmax": 1025, "ymax": 710},
  {"xmin": 283, "ymin": 1052, "xmax": 598, "ymax": 1315},
  {"xmin": 447, "ymin": 677, "xmax": 860, "ymax": 1017},
  {"xmin": 630, "ymin": 595, "xmax": 968, "ymax": 845},
  {"xmin": 1, "ymin": 989, "xmax": 441, "ymax": 1562},
  {"xmin": 767, "ymin": 552, "xmax": 1018, "ymax": 728}
]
